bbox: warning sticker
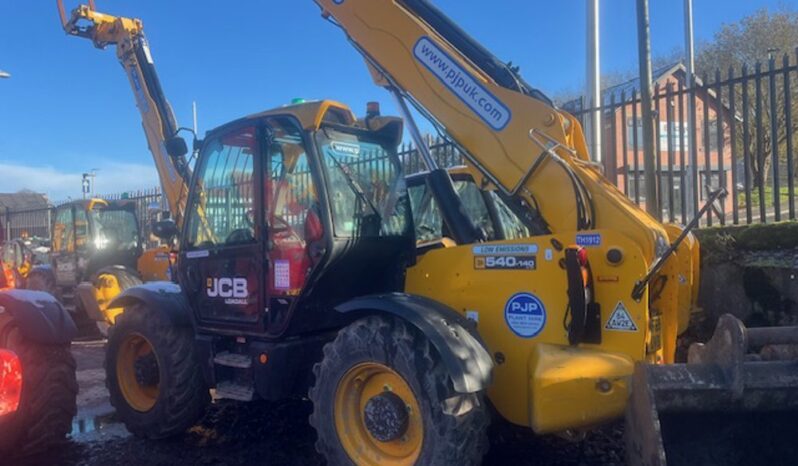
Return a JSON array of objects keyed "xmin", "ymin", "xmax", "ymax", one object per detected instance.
[
  {"xmin": 605, "ymin": 302, "xmax": 638, "ymax": 332},
  {"xmin": 274, "ymin": 260, "xmax": 290, "ymax": 290}
]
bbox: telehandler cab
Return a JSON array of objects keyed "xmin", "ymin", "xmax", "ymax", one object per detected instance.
[
  {"xmin": 26, "ymin": 198, "xmax": 167, "ymax": 336},
  {"xmin": 59, "ymin": 1, "xmax": 798, "ymax": 465}
]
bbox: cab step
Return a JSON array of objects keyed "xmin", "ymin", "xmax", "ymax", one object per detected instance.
[
  {"xmin": 213, "ymin": 351, "xmax": 252, "ymax": 369},
  {"xmin": 214, "ymin": 381, "xmax": 255, "ymax": 402}
]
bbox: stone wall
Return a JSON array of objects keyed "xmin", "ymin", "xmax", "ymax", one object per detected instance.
[{"xmin": 694, "ymin": 222, "xmax": 798, "ymax": 331}]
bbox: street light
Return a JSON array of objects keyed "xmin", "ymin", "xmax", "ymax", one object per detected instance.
[{"xmin": 0, "ymin": 70, "xmax": 10, "ymax": 79}]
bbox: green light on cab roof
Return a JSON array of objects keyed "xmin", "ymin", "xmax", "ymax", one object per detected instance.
[{"xmin": 291, "ymin": 98, "xmax": 306, "ymax": 105}]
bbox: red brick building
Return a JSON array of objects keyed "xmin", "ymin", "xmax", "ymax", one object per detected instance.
[{"xmin": 567, "ymin": 63, "xmax": 734, "ymax": 220}]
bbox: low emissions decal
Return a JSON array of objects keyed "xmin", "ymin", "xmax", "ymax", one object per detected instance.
[
  {"xmin": 414, "ymin": 36, "xmax": 512, "ymax": 131},
  {"xmin": 474, "ymin": 244, "xmax": 537, "ymax": 270}
]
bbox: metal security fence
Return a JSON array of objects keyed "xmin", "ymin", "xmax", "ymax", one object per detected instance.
[
  {"xmin": 4, "ymin": 55, "xmax": 798, "ymax": 243},
  {"xmin": 566, "ymin": 53, "xmax": 798, "ymax": 227},
  {"xmin": 0, "ymin": 189, "xmax": 165, "ymax": 245},
  {"xmin": 0, "ymin": 207, "xmax": 51, "ymax": 240}
]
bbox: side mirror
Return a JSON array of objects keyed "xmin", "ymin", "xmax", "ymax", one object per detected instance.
[
  {"xmin": 152, "ymin": 219, "xmax": 179, "ymax": 240},
  {"xmin": 165, "ymin": 136, "xmax": 188, "ymax": 158}
]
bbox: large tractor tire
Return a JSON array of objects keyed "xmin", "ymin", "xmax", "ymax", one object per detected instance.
[
  {"xmin": 105, "ymin": 302, "xmax": 209, "ymax": 439},
  {"xmin": 309, "ymin": 315, "xmax": 489, "ymax": 466},
  {"xmin": 92, "ymin": 266, "xmax": 143, "ymax": 338},
  {"xmin": 0, "ymin": 313, "xmax": 78, "ymax": 457}
]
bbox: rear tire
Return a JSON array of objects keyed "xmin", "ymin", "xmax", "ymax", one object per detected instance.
[
  {"xmin": 309, "ymin": 315, "xmax": 489, "ymax": 466},
  {"xmin": 0, "ymin": 313, "xmax": 77, "ymax": 457},
  {"xmin": 105, "ymin": 302, "xmax": 209, "ymax": 439}
]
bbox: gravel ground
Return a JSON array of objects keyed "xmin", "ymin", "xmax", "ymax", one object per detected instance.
[{"xmin": 17, "ymin": 341, "xmax": 626, "ymax": 466}]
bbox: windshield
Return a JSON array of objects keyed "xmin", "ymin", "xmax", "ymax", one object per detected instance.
[
  {"xmin": 317, "ymin": 128, "xmax": 411, "ymax": 238},
  {"xmin": 90, "ymin": 208, "xmax": 139, "ymax": 251},
  {"xmin": 408, "ymin": 178, "xmax": 531, "ymax": 243}
]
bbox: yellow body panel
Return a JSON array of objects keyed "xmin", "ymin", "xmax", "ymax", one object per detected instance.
[
  {"xmin": 529, "ymin": 344, "xmax": 632, "ymax": 433},
  {"xmin": 406, "ymin": 231, "xmax": 651, "ymax": 431}
]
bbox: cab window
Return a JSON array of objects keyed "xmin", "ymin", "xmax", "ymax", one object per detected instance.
[
  {"xmin": 489, "ymin": 192, "xmax": 531, "ymax": 240},
  {"xmin": 409, "ymin": 180, "xmax": 496, "ymax": 242},
  {"xmin": 53, "ymin": 207, "xmax": 73, "ymax": 253},
  {"xmin": 187, "ymin": 126, "xmax": 257, "ymax": 248}
]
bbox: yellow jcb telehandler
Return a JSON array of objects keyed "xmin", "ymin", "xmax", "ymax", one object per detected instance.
[{"xmin": 58, "ymin": 1, "xmax": 798, "ymax": 464}]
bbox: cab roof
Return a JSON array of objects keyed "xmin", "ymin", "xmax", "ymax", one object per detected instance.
[{"xmin": 216, "ymin": 100, "xmax": 358, "ymax": 135}]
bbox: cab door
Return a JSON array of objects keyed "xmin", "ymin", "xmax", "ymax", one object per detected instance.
[
  {"xmin": 180, "ymin": 125, "xmax": 264, "ymax": 328},
  {"xmin": 51, "ymin": 205, "xmax": 79, "ymax": 286}
]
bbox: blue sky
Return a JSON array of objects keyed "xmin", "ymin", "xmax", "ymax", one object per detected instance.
[{"xmin": 0, "ymin": 0, "xmax": 792, "ymax": 200}]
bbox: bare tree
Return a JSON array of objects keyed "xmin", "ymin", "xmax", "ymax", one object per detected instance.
[{"xmin": 696, "ymin": 7, "xmax": 798, "ymax": 188}]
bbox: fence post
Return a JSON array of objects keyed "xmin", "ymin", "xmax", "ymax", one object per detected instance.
[{"xmin": 635, "ymin": 0, "xmax": 660, "ymax": 218}]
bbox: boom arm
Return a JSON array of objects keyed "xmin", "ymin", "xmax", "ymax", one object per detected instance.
[
  {"xmin": 314, "ymin": 0, "xmax": 665, "ymax": 260},
  {"xmin": 58, "ymin": 1, "xmax": 191, "ymax": 228}
]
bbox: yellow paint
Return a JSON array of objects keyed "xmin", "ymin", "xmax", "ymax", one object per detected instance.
[
  {"xmin": 528, "ymin": 343, "xmax": 632, "ymax": 433},
  {"xmin": 334, "ymin": 362, "xmax": 423, "ymax": 465},
  {"xmin": 94, "ymin": 272, "xmax": 124, "ymax": 324},
  {"xmin": 116, "ymin": 332, "xmax": 159, "ymax": 412},
  {"xmin": 406, "ymin": 231, "xmax": 651, "ymax": 431},
  {"xmin": 138, "ymin": 246, "xmax": 171, "ymax": 282}
]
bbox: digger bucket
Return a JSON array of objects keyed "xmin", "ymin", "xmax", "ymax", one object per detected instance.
[{"xmin": 626, "ymin": 314, "xmax": 798, "ymax": 466}]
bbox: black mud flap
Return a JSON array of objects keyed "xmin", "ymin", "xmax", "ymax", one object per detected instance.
[
  {"xmin": 625, "ymin": 314, "xmax": 798, "ymax": 466},
  {"xmin": 107, "ymin": 281, "xmax": 192, "ymax": 327},
  {"xmin": 0, "ymin": 289, "xmax": 77, "ymax": 344},
  {"xmin": 336, "ymin": 292, "xmax": 493, "ymax": 393}
]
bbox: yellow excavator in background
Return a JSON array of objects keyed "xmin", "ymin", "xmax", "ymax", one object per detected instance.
[{"xmin": 58, "ymin": 1, "xmax": 798, "ymax": 465}]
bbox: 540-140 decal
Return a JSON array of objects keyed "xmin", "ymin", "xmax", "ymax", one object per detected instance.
[{"xmin": 475, "ymin": 255, "xmax": 536, "ymax": 270}]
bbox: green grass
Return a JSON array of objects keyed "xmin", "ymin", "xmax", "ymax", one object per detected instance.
[{"xmin": 737, "ymin": 185, "xmax": 795, "ymax": 208}]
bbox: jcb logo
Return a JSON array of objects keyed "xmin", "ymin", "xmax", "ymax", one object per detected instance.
[{"xmin": 206, "ymin": 277, "xmax": 248, "ymax": 298}]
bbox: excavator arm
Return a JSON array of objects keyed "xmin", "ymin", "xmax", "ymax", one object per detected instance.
[{"xmin": 58, "ymin": 0, "xmax": 191, "ymax": 229}]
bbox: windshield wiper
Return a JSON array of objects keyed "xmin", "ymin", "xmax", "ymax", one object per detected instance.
[{"xmin": 327, "ymin": 151, "xmax": 382, "ymax": 221}]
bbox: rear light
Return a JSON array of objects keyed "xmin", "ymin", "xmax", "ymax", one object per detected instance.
[
  {"xmin": 0, "ymin": 349, "xmax": 22, "ymax": 417},
  {"xmin": 576, "ymin": 247, "xmax": 589, "ymax": 267}
]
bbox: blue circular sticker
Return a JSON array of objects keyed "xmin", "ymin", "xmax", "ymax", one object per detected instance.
[{"xmin": 504, "ymin": 292, "xmax": 546, "ymax": 338}]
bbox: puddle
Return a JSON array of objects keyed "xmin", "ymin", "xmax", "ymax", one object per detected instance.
[{"xmin": 70, "ymin": 407, "xmax": 130, "ymax": 442}]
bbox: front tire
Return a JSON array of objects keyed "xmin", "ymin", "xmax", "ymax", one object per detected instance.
[
  {"xmin": 0, "ymin": 313, "xmax": 77, "ymax": 457},
  {"xmin": 105, "ymin": 302, "xmax": 209, "ymax": 439},
  {"xmin": 309, "ymin": 315, "xmax": 489, "ymax": 466}
]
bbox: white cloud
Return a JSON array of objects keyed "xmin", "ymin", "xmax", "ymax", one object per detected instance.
[{"xmin": 0, "ymin": 161, "xmax": 160, "ymax": 202}]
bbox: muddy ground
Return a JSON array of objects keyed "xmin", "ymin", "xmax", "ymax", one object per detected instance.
[{"xmin": 14, "ymin": 340, "xmax": 626, "ymax": 466}]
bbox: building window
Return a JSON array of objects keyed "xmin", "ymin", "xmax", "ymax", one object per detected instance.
[
  {"xmin": 627, "ymin": 117, "xmax": 644, "ymax": 147},
  {"xmin": 659, "ymin": 121, "xmax": 689, "ymax": 149},
  {"xmin": 707, "ymin": 119, "xmax": 719, "ymax": 152}
]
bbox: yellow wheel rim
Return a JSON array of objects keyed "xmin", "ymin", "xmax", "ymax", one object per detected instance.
[
  {"xmin": 334, "ymin": 362, "xmax": 423, "ymax": 465},
  {"xmin": 116, "ymin": 332, "xmax": 160, "ymax": 412}
]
